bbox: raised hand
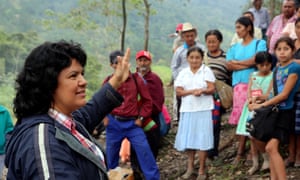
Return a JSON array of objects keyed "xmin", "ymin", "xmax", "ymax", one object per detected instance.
[{"xmin": 108, "ymin": 48, "xmax": 131, "ymax": 89}]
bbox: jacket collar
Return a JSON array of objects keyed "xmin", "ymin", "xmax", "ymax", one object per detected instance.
[{"xmin": 55, "ymin": 121, "xmax": 107, "ymax": 174}]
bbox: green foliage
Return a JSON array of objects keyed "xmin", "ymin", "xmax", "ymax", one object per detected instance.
[
  {"xmin": 151, "ymin": 65, "xmax": 171, "ymax": 84},
  {"xmin": 0, "ymin": 29, "xmax": 40, "ymax": 74},
  {"xmin": 84, "ymin": 55, "xmax": 103, "ymax": 99},
  {"xmin": 0, "ymin": 0, "xmax": 250, "ymax": 60},
  {"xmin": 0, "ymin": 0, "xmax": 250, "ymax": 113},
  {"xmin": 0, "ymin": 72, "xmax": 16, "ymax": 119}
]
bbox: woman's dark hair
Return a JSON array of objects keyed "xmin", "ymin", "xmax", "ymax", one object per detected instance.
[
  {"xmin": 274, "ymin": 36, "xmax": 295, "ymax": 51},
  {"xmin": 187, "ymin": 46, "xmax": 204, "ymax": 59},
  {"xmin": 255, "ymin": 51, "xmax": 273, "ymax": 64},
  {"xmin": 243, "ymin": 11, "xmax": 254, "ymax": 20},
  {"xmin": 204, "ymin": 29, "xmax": 223, "ymax": 42},
  {"xmin": 295, "ymin": 17, "xmax": 300, "ymax": 26},
  {"xmin": 235, "ymin": 16, "xmax": 254, "ymax": 37},
  {"xmin": 14, "ymin": 40, "xmax": 87, "ymax": 121}
]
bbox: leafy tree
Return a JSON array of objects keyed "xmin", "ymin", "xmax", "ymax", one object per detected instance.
[{"xmin": 0, "ymin": 30, "xmax": 39, "ymax": 74}]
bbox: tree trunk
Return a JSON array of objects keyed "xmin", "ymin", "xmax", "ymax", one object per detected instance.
[
  {"xmin": 143, "ymin": 0, "xmax": 150, "ymax": 51},
  {"xmin": 269, "ymin": 0, "xmax": 275, "ymax": 19},
  {"xmin": 121, "ymin": 0, "xmax": 127, "ymax": 52}
]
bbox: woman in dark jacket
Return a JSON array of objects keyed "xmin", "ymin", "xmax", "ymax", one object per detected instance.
[{"xmin": 5, "ymin": 40, "xmax": 131, "ymax": 180}]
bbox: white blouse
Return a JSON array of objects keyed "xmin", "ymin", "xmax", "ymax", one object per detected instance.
[{"xmin": 174, "ymin": 64, "xmax": 215, "ymax": 112}]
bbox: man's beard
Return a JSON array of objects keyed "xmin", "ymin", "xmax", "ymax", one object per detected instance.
[{"xmin": 139, "ymin": 67, "xmax": 147, "ymax": 72}]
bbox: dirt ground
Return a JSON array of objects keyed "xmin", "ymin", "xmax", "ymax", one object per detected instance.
[
  {"xmin": 157, "ymin": 120, "xmax": 300, "ymax": 180},
  {"xmin": 2, "ymin": 86, "xmax": 299, "ymax": 180},
  {"xmin": 155, "ymin": 86, "xmax": 300, "ymax": 180},
  {"xmin": 98, "ymin": 109, "xmax": 300, "ymax": 179},
  {"xmin": 2, "ymin": 117, "xmax": 299, "ymax": 180}
]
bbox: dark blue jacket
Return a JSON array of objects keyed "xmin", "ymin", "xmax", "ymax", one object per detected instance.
[{"xmin": 5, "ymin": 83, "xmax": 123, "ymax": 180}]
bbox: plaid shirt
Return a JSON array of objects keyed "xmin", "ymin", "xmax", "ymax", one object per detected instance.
[{"xmin": 48, "ymin": 108, "xmax": 105, "ymax": 167}]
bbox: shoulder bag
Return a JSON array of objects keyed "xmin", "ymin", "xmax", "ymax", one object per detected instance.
[
  {"xmin": 215, "ymin": 80, "xmax": 233, "ymax": 109},
  {"xmin": 246, "ymin": 68, "xmax": 279, "ymax": 142},
  {"xmin": 132, "ymin": 73, "xmax": 158, "ymax": 132}
]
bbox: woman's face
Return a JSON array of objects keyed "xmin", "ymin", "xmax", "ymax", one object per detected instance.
[
  {"xmin": 235, "ymin": 22, "xmax": 250, "ymax": 39},
  {"xmin": 275, "ymin": 41, "xmax": 293, "ymax": 64},
  {"xmin": 53, "ymin": 59, "xmax": 87, "ymax": 115},
  {"xmin": 295, "ymin": 22, "xmax": 300, "ymax": 39},
  {"xmin": 187, "ymin": 50, "xmax": 203, "ymax": 70},
  {"xmin": 205, "ymin": 34, "xmax": 221, "ymax": 53}
]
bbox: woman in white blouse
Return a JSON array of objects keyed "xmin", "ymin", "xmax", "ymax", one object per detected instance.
[{"xmin": 174, "ymin": 46, "xmax": 215, "ymax": 180}]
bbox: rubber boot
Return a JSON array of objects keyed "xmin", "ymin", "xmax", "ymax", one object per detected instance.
[
  {"xmin": 247, "ymin": 155, "xmax": 259, "ymax": 175},
  {"xmin": 260, "ymin": 153, "xmax": 269, "ymax": 171}
]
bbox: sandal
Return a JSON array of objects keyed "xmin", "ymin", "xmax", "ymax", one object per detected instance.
[
  {"xmin": 232, "ymin": 154, "xmax": 243, "ymax": 165},
  {"xmin": 196, "ymin": 173, "xmax": 207, "ymax": 180},
  {"xmin": 247, "ymin": 165, "xmax": 259, "ymax": 175},
  {"xmin": 181, "ymin": 170, "xmax": 193, "ymax": 179}
]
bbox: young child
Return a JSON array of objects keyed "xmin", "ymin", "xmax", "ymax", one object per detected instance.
[
  {"xmin": 236, "ymin": 51, "xmax": 273, "ymax": 175},
  {"xmin": 250, "ymin": 37, "xmax": 300, "ymax": 179}
]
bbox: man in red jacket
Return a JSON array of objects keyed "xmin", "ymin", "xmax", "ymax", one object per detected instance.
[
  {"xmin": 131, "ymin": 50, "xmax": 165, "ymax": 179},
  {"xmin": 104, "ymin": 50, "xmax": 160, "ymax": 180}
]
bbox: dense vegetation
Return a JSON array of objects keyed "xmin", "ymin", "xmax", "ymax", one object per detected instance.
[{"xmin": 1, "ymin": 0, "xmax": 278, "ymax": 119}]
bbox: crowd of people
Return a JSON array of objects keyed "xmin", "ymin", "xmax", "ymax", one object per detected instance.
[
  {"xmin": 170, "ymin": 0, "xmax": 300, "ymax": 179},
  {"xmin": 2, "ymin": 0, "xmax": 300, "ymax": 180}
]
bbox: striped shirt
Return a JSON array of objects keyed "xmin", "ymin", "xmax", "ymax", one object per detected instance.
[
  {"xmin": 48, "ymin": 108, "xmax": 105, "ymax": 167},
  {"xmin": 204, "ymin": 51, "xmax": 232, "ymax": 85}
]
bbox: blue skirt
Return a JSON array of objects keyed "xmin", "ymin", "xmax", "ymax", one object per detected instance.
[{"xmin": 174, "ymin": 111, "xmax": 214, "ymax": 151}]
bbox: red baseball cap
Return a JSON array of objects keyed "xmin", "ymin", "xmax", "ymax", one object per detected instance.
[
  {"xmin": 136, "ymin": 50, "xmax": 151, "ymax": 61},
  {"xmin": 176, "ymin": 23, "xmax": 183, "ymax": 32}
]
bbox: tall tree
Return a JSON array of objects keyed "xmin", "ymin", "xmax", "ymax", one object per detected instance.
[
  {"xmin": 121, "ymin": 0, "xmax": 127, "ymax": 51},
  {"xmin": 143, "ymin": 0, "xmax": 150, "ymax": 50},
  {"xmin": 269, "ymin": 0, "xmax": 275, "ymax": 18}
]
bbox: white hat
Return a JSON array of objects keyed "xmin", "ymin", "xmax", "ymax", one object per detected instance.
[{"xmin": 181, "ymin": 22, "xmax": 196, "ymax": 32}]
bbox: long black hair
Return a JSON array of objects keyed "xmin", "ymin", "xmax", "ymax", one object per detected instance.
[
  {"xmin": 14, "ymin": 40, "xmax": 87, "ymax": 122},
  {"xmin": 235, "ymin": 16, "xmax": 254, "ymax": 37}
]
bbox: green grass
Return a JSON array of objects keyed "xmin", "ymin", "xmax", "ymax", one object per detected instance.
[{"xmin": 151, "ymin": 65, "xmax": 171, "ymax": 85}]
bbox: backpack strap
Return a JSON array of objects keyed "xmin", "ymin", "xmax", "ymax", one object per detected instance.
[{"xmin": 273, "ymin": 67, "xmax": 278, "ymax": 96}]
